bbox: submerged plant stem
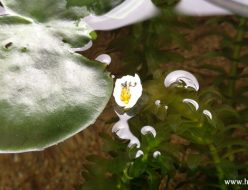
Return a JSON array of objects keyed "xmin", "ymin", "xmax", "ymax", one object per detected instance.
[
  {"xmin": 229, "ymin": 17, "xmax": 246, "ymax": 105},
  {"xmin": 209, "ymin": 144, "xmax": 226, "ymax": 190}
]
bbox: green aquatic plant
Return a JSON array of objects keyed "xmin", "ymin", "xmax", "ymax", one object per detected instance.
[
  {"xmin": 0, "ymin": 0, "xmax": 248, "ymax": 189},
  {"xmin": 80, "ymin": 1, "xmax": 248, "ymax": 190}
]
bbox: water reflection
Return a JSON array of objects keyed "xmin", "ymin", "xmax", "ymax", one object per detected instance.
[
  {"xmin": 95, "ymin": 54, "xmax": 112, "ymax": 65},
  {"xmin": 203, "ymin": 109, "xmax": 213, "ymax": 120},
  {"xmin": 83, "ymin": 0, "xmax": 159, "ymax": 30},
  {"xmin": 0, "ymin": 6, "xmax": 5, "ymax": 16},
  {"xmin": 183, "ymin": 98, "xmax": 199, "ymax": 111},
  {"xmin": 141, "ymin": 126, "xmax": 156, "ymax": 138},
  {"xmin": 175, "ymin": 0, "xmax": 248, "ymax": 17},
  {"xmin": 72, "ymin": 40, "xmax": 93, "ymax": 52},
  {"xmin": 153, "ymin": 151, "xmax": 161, "ymax": 158},
  {"xmin": 135, "ymin": 150, "xmax": 144, "ymax": 158},
  {"xmin": 164, "ymin": 70, "xmax": 199, "ymax": 91},
  {"xmin": 175, "ymin": 0, "xmax": 230, "ymax": 16},
  {"xmin": 112, "ymin": 112, "xmax": 141, "ymax": 148},
  {"xmin": 155, "ymin": 100, "xmax": 161, "ymax": 107}
]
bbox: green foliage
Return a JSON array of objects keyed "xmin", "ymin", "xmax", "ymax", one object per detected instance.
[
  {"xmin": 81, "ymin": 73, "xmax": 248, "ymax": 189},
  {"xmin": 67, "ymin": 0, "xmax": 124, "ymax": 15},
  {"xmin": 108, "ymin": 2, "xmax": 192, "ymax": 77},
  {"xmin": 1, "ymin": 0, "xmax": 248, "ymax": 189},
  {"xmin": 0, "ymin": 0, "xmax": 113, "ymax": 152},
  {"xmin": 80, "ymin": 1, "xmax": 248, "ymax": 190}
]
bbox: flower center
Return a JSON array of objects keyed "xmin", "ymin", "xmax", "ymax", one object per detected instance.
[
  {"xmin": 120, "ymin": 82, "xmax": 131, "ymax": 104},
  {"xmin": 120, "ymin": 81, "xmax": 132, "ymax": 104}
]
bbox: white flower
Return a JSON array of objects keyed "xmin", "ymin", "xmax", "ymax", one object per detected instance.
[{"xmin": 113, "ymin": 74, "xmax": 142, "ymax": 109}]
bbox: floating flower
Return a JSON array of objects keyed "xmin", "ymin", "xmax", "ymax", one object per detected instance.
[{"xmin": 113, "ymin": 74, "xmax": 142, "ymax": 109}]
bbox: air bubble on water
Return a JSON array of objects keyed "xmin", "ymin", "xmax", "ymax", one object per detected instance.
[
  {"xmin": 153, "ymin": 151, "xmax": 161, "ymax": 158},
  {"xmin": 135, "ymin": 150, "xmax": 144, "ymax": 158},
  {"xmin": 111, "ymin": 75, "xmax": 115, "ymax": 79},
  {"xmin": 83, "ymin": 0, "xmax": 159, "ymax": 31},
  {"xmin": 72, "ymin": 40, "xmax": 93, "ymax": 52},
  {"xmin": 165, "ymin": 105, "xmax": 168, "ymax": 110},
  {"xmin": 112, "ymin": 111, "xmax": 141, "ymax": 148},
  {"xmin": 164, "ymin": 70, "xmax": 199, "ymax": 91},
  {"xmin": 155, "ymin": 100, "xmax": 161, "ymax": 106},
  {"xmin": 183, "ymin": 98, "xmax": 199, "ymax": 111},
  {"xmin": 141, "ymin": 126, "xmax": 156, "ymax": 138},
  {"xmin": 203, "ymin": 109, "xmax": 213, "ymax": 120},
  {"xmin": 95, "ymin": 54, "xmax": 112, "ymax": 65}
]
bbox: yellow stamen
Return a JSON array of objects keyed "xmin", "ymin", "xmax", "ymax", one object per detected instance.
[{"xmin": 120, "ymin": 86, "xmax": 131, "ymax": 104}]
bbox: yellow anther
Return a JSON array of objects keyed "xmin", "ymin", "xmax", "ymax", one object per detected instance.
[{"xmin": 120, "ymin": 86, "xmax": 131, "ymax": 104}]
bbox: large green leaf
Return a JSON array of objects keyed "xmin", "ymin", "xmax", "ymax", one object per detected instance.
[
  {"xmin": 0, "ymin": 1, "xmax": 113, "ymax": 152},
  {"xmin": 1, "ymin": 0, "xmax": 88, "ymax": 22},
  {"xmin": 66, "ymin": 0, "xmax": 124, "ymax": 15}
]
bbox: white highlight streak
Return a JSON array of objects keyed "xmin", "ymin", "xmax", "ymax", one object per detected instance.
[
  {"xmin": 135, "ymin": 150, "xmax": 144, "ymax": 158},
  {"xmin": 164, "ymin": 70, "xmax": 199, "ymax": 91},
  {"xmin": 72, "ymin": 40, "xmax": 93, "ymax": 52},
  {"xmin": 112, "ymin": 112, "xmax": 140, "ymax": 148},
  {"xmin": 175, "ymin": 0, "xmax": 248, "ymax": 16},
  {"xmin": 153, "ymin": 151, "xmax": 161, "ymax": 158},
  {"xmin": 83, "ymin": 0, "xmax": 159, "ymax": 30},
  {"xmin": 141, "ymin": 126, "xmax": 156, "ymax": 138},
  {"xmin": 203, "ymin": 109, "xmax": 213, "ymax": 120},
  {"xmin": 183, "ymin": 98, "xmax": 199, "ymax": 111},
  {"xmin": 95, "ymin": 54, "xmax": 112, "ymax": 65}
]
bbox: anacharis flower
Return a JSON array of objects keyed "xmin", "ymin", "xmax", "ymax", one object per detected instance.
[{"xmin": 113, "ymin": 74, "xmax": 142, "ymax": 109}]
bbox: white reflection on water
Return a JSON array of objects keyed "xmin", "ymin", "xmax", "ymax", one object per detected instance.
[
  {"xmin": 83, "ymin": 0, "xmax": 159, "ymax": 30},
  {"xmin": 164, "ymin": 70, "xmax": 199, "ymax": 91},
  {"xmin": 183, "ymin": 98, "xmax": 199, "ymax": 111},
  {"xmin": 112, "ymin": 112, "xmax": 140, "ymax": 148},
  {"xmin": 72, "ymin": 40, "xmax": 93, "ymax": 52},
  {"xmin": 155, "ymin": 100, "xmax": 161, "ymax": 107},
  {"xmin": 153, "ymin": 151, "xmax": 161, "ymax": 158},
  {"xmin": 135, "ymin": 150, "xmax": 144, "ymax": 158},
  {"xmin": 141, "ymin": 126, "xmax": 156, "ymax": 138},
  {"xmin": 0, "ymin": 6, "xmax": 6, "ymax": 16},
  {"xmin": 175, "ymin": 0, "xmax": 247, "ymax": 16},
  {"xmin": 95, "ymin": 54, "xmax": 112, "ymax": 65},
  {"xmin": 203, "ymin": 109, "xmax": 213, "ymax": 120}
]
